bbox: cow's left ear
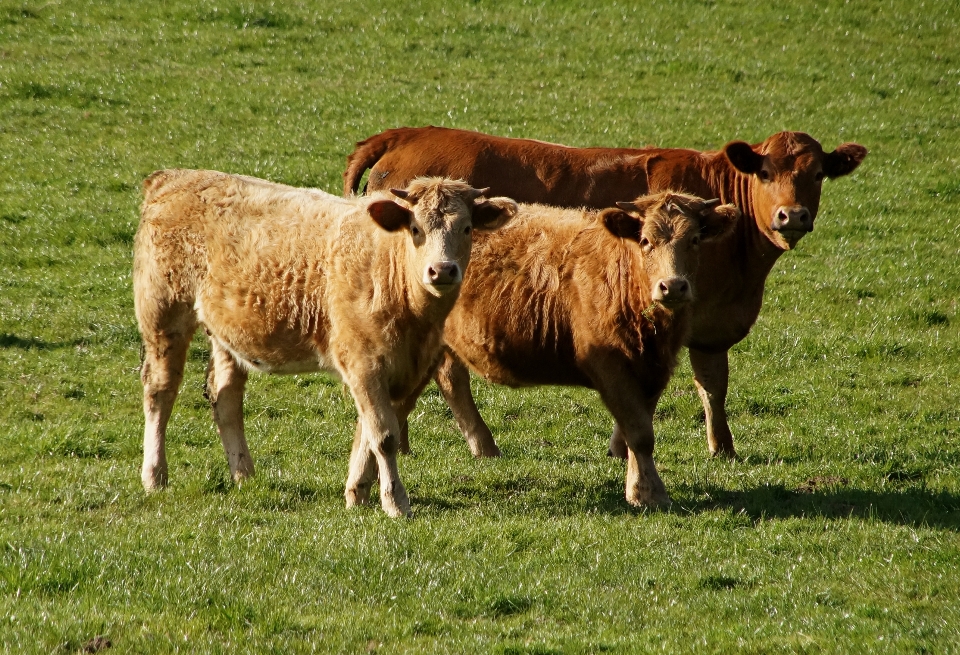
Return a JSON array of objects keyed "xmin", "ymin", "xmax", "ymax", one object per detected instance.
[
  {"xmin": 699, "ymin": 204, "xmax": 740, "ymax": 242},
  {"xmin": 472, "ymin": 197, "xmax": 519, "ymax": 231},
  {"xmin": 368, "ymin": 199, "xmax": 412, "ymax": 232},
  {"xmin": 823, "ymin": 143, "xmax": 868, "ymax": 178},
  {"xmin": 724, "ymin": 141, "xmax": 765, "ymax": 175},
  {"xmin": 601, "ymin": 208, "xmax": 643, "ymax": 241}
]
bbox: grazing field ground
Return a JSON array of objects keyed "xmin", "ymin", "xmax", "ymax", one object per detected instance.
[{"xmin": 1, "ymin": 1, "xmax": 959, "ymax": 652}]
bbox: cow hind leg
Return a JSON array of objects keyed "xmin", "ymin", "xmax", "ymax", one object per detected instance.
[
  {"xmin": 435, "ymin": 350, "xmax": 501, "ymax": 457},
  {"xmin": 206, "ymin": 340, "xmax": 254, "ymax": 483},
  {"xmin": 689, "ymin": 348, "xmax": 738, "ymax": 458},
  {"xmin": 607, "ymin": 423, "xmax": 628, "ymax": 460},
  {"xmin": 140, "ymin": 328, "xmax": 194, "ymax": 490},
  {"xmin": 345, "ymin": 421, "xmax": 378, "ymax": 507}
]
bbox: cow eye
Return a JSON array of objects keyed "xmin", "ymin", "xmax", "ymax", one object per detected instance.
[
  {"xmin": 464, "ymin": 225, "xmax": 472, "ymax": 235},
  {"xmin": 691, "ymin": 236, "xmax": 700, "ymax": 246},
  {"xmin": 640, "ymin": 237, "xmax": 651, "ymax": 249},
  {"xmin": 410, "ymin": 225, "xmax": 422, "ymax": 238},
  {"xmin": 758, "ymin": 169, "xmax": 771, "ymax": 182},
  {"xmin": 814, "ymin": 171, "xmax": 825, "ymax": 182}
]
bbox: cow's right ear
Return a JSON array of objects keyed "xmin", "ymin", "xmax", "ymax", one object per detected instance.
[
  {"xmin": 724, "ymin": 141, "xmax": 765, "ymax": 175},
  {"xmin": 472, "ymin": 197, "xmax": 519, "ymax": 232},
  {"xmin": 601, "ymin": 208, "xmax": 643, "ymax": 241},
  {"xmin": 367, "ymin": 199, "xmax": 412, "ymax": 232}
]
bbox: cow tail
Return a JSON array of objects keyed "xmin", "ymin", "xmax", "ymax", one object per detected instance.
[{"xmin": 342, "ymin": 133, "xmax": 393, "ymax": 196}]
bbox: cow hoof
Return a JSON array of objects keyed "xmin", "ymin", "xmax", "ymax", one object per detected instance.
[
  {"xmin": 709, "ymin": 446, "xmax": 740, "ymax": 461},
  {"xmin": 607, "ymin": 447, "xmax": 628, "ymax": 460},
  {"xmin": 626, "ymin": 491, "xmax": 672, "ymax": 510},
  {"xmin": 381, "ymin": 483, "xmax": 412, "ymax": 518},
  {"xmin": 345, "ymin": 484, "xmax": 372, "ymax": 508},
  {"xmin": 141, "ymin": 468, "xmax": 168, "ymax": 491}
]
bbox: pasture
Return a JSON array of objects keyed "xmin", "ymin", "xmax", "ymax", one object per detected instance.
[{"xmin": 1, "ymin": 0, "xmax": 959, "ymax": 652}]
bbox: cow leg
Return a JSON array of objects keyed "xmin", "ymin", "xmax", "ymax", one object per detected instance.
[
  {"xmin": 342, "ymin": 373, "xmax": 411, "ymax": 518},
  {"xmin": 435, "ymin": 349, "xmax": 501, "ymax": 457},
  {"xmin": 393, "ymin": 365, "xmax": 436, "ymax": 456},
  {"xmin": 345, "ymin": 420, "xmax": 378, "ymax": 506},
  {"xmin": 586, "ymin": 363, "xmax": 670, "ymax": 509},
  {"xmin": 140, "ymin": 327, "xmax": 194, "ymax": 490},
  {"xmin": 607, "ymin": 423, "xmax": 628, "ymax": 460},
  {"xmin": 689, "ymin": 348, "xmax": 738, "ymax": 458},
  {"xmin": 206, "ymin": 341, "xmax": 254, "ymax": 483}
]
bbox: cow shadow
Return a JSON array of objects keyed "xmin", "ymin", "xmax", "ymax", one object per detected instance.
[
  {"xmin": 673, "ymin": 481, "xmax": 960, "ymax": 531},
  {"xmin": 419, "ymin": 475, "xmax": 960, "ymax": 530},
  {"xmin": 0, "ymin": 332, "xmax": 85, "ymax": 350}
]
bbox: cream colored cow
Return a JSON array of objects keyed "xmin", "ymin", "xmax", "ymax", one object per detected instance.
[{"xmin": 133, "ymin": 170, "xmax": 516, "ymax": 517}]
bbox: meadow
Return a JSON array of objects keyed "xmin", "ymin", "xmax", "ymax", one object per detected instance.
[{"xmin": 1, "ymin": 0, "xmax": 959, "ymax": 652}]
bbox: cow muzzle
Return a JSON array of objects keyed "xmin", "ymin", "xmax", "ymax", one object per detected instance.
[
  {"xmin": 653, "ymin": 276, "xmax": 692, "ymax": 308},
  {"xmin": 771, "ymin": 205, "xmax": 812, "ymax": 243},
  {"xmin": 423, "ymin": 261, "xmax": 462, "ymax": 295}
]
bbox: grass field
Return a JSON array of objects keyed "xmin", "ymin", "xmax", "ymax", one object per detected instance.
[{"xmin": 1, "ymin": 0, "xmax": 959, "ymax": 652}]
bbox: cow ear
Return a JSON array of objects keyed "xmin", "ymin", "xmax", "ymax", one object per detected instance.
[
  {"xmin": 724, "ymin": 141, "xmax": 765, "ymax": 175},
  {"xmin": 699, "ymin": 204, "xmax": 740, "ymax": 242},
  {"xmin": 367, "ymin": 199, "xmax": 412, "ymax": 232},
  {"xmin": 823, "ymin": 143, "xmax": 868, "ymax": 178},
  {"xmin": 472, "ymin": 197, "xmax": 519, "ymax": 231},
  {"xmin": 601, "ymin": 208, "xmax": 643, "ymax": 241}
]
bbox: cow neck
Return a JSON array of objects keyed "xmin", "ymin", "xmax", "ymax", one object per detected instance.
[{"xmin": 708, "ymin": 158, "xmax": 785, "ymax": 279}]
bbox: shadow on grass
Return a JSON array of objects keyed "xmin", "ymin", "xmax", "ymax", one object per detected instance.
[
  {"xmin": 425, "ymin": 473, "xmax": 960, "ymax": 529},
  {"xmin": 0, "ymin": 332, "xmax": 85, "ymax": 350},
  {"xmin": 679, "ymin": 482, "xmax": 960, "ymax": 531}
]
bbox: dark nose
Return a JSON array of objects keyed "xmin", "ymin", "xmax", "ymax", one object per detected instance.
[
  {"xmin": 772, "ymin": 206, "xmax": 812, "ymax": 233},
  {"xmin": 655, "ymin": 277, "xmax": 691, "ymax": 305},
  {"xmin": 427, "ymin": 261, "xmax": 461, "ymax": 286}
]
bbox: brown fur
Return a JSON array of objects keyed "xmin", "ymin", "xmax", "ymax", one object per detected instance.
[
  {"xmin": 344, "ymin": 126, "xmax": 867, "ymax": 458},
  {"xmin": 436, "ymin": 192, "xmax": 739, "ymax": 507},
  {"xmin": 133, "ymin": 170, "xmax": 517, "ymax": 517}
]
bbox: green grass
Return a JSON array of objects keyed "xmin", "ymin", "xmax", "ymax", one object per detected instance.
[{"xmin": 2, "ymin": 0, "xmax": 959, "ymax": 652}]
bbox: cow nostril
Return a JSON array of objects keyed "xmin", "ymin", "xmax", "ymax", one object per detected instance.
[
  {"xmin": 428, "ymin": 266, "xmax": 438, "ymax": 280},
  {"xmin": 777, "ymin": 209, "xmax": 789, "ymax": 221},
  {"xmin": 659, "ymin": 281, "xmax": 670, "ymax": 293},
  {"xmin": 677, "ymin": 280, "xmax": 689, "ymax": 294}
]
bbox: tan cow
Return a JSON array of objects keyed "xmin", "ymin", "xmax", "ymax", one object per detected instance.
[
  {"xmin": 133, "ymin": 170, "xmax": 517, "ymax": 517},
  {"xmin": 431, "ymin": 191, "xmax": 739, "ymax": 507}
]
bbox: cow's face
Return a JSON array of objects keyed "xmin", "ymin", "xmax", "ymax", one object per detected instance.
[
  {"xmin": 723, "ymin": 132, "xmax": 867, "ymax": 250},
  {"xmin": 367, "ymin": 178, "xmax": 518, "ymax": 298},
  {"xmin": 604, "ymin": 193, "xmax": 739, "ymax": 308}
]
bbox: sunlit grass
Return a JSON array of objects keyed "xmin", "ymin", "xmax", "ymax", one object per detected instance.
[{"xmin": 1, "ymin": 0, "xmax": 959, "ymax": 652}]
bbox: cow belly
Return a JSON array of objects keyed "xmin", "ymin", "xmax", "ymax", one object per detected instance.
[{"xmin": 453, "ymin": 341, "xmax": 591, "ymax": 389}]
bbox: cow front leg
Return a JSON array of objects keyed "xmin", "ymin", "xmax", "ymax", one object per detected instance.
[
  {"xmin": 140, "ymin": 328, "xmax": 193, "ymax": 490},
  {"xmin": 588, "ymin": 363, "xmax": 670, "ymax": 508},
  {"xmin": 689, "ymin": 347, "xmax": 738, "ymax": 458},
  {"xmin": 435, "ymin": 349, "xmax": 501, "ymax": 457},
  {"xmin": 341, "ymin": 373, "xmax": 411, "ymax": 518},
  {"xmin": 207, "ymin": 341, "xmax": 254, "ymax": 483}
]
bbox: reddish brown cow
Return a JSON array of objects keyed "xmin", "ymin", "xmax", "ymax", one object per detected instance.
[
  {"xmin": 344, "ymin": 126, "xmax": 867, "ymax": 459},
  {"xmin": 437, "ymin": 192, "xmax": 739, "ymax": 507}
]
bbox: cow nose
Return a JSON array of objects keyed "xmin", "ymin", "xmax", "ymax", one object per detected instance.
[
  {"xmin": 655, "ymin": 277, "xmax": 691, "ymax": 305},
  {"xmin": 772, "ymin": 206, "xmax": 812, "ymax": 233},
  {"xmin": 426, "ymin": 261, "xmax": 461, "ymax": 286}
]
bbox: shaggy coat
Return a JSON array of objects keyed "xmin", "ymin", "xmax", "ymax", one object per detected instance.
[
  {"xmin": 434, "ymin": 191, "xmax": 739, "ymax": 507},
  {"xmin": 344, "ymin": 126, "xmax": 867, "ymax": 458},
  {"xmin": 134, "ymin": 170, "xmax": 516, "ymax": 517}
]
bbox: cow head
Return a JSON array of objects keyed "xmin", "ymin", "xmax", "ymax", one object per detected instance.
[
  {"xmin": 604, "ymin": 192, "xmax": 739, "ymax": 308},
  {"xmin": 366, "ymin": 177, "xmax": 518, "ymax": 297},
  {"xmin": 723, "ymin": 132, "xmax": 867, "ymax": 250}
]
